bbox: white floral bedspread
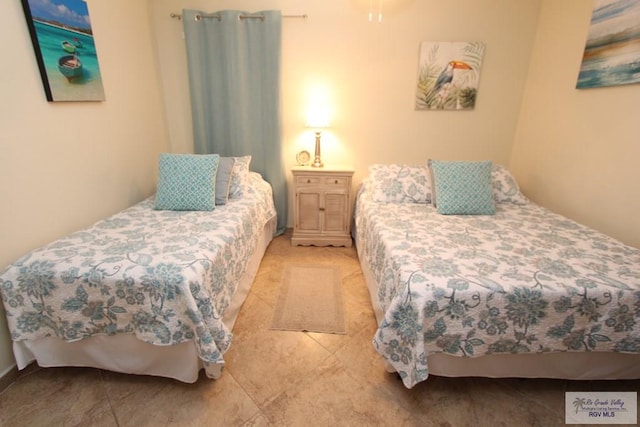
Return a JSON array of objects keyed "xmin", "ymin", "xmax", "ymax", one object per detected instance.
[
  {"xmin": 355, "ymin": 186, "xmax": 640, "ymax": 388},
  {"xmin": 0, "ymin": 172, "xmax": 276, "ymax": 378}
]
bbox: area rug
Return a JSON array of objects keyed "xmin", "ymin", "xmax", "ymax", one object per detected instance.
[{"xmin": 270, "ymin": 265, "xmax": 346, "ymax": 334}]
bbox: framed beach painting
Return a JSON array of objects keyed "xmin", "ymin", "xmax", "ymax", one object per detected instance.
[
  {"xmin": 415, "ymin": 41, "xmax": 484, "ymax": 110},
  {"xmin": 577, "ymin": 0, "xmax": 640, "ymax": 89},
  {"xmin": 21, "ymin": 0, "xmax": 105, "ymax": 102}
]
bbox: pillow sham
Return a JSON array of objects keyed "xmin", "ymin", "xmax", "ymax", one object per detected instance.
[
  {"xmin": 155, "ymin": 153, "xmax": 219, "ymax": 211},
  {"xmin": 368, "ymin": 164, "xmax": 431, "ymax": 203},
  {"xmin": 215, "ymin": 157, "xmax": 235, "ymax": 205},
  {"xmin": 428, "ymin": 159, "xmax": 495, "ymax": 215},
  {"xmin": 492, "ymin": 164, "xmax": 527, "ymax": 204},
  {"xmin": 229, "ymin": 155, "xmax": 252, "ymax": 199}
]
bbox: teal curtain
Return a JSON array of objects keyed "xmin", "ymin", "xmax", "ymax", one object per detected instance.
[{"xmin": 183, "ymin": 9, "xmax": 286, "ymax": 235}]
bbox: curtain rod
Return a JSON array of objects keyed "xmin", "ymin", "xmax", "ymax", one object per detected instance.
[{"xmin": 170, "ymin": 13, "xmax": 307, "ymax": 21}]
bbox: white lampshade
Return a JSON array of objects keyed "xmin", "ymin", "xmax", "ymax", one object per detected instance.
[{"xmin": 306, "ymin": 106, "xmax": 330, "ymax": 129}]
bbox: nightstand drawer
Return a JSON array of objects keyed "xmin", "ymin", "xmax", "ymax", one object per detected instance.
[
  {"xmin": 296, "ymin": 176, "xmax": 321, "ymax": 186},
  {"xmin": 323, "ymin": 177, "xmax": 349, "ymax": 186}
]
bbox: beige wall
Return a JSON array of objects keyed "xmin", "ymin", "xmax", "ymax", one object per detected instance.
[
  {"xmin": 510, "ymin": 0, "xmax": 640, "ymax": 248},
  {"xmin": 150, "ymin": 0, "xmax": 542, "ymax": 223},
  {"xmin": 0, "ymin": 1, "xmax": 169, "ymax": 377}
]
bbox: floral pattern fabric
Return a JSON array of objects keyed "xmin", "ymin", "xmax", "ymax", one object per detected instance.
[
  {"xmin": 368, "ymin": 164, "xmax": 432, "ymax": 204},
  {"xmin": 491, "ymin": 164, "xmax": 528, "ymax": 204},
  {"xmin": 355, "ymin": 182, "xmax": 640, "ymax": 389},
  {"xmin": 0, "ymin": 172, "xmax": 276, "ymax": 379},
  {"xmin": 365, "ymin": 163, "xmax": 527, "ymax": 206}
]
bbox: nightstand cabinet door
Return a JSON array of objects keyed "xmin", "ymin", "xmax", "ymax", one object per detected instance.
[
  {"xmin": 323, "ymin": 192, "xmax": 348, "ymax": 232},
  {"xmin": 291, "ymin": 167, "xmax": 354, "ymax": 247},
  {"xmin": 297, "ymin": 191, "xmax": 321, "ymax": 231}
]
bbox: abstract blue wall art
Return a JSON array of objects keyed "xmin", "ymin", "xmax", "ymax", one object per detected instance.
[{"xmin": 577, "ymin": 0, "xmax": 640, "ymax": 89}]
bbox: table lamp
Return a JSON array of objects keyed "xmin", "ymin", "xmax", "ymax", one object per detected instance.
[{"xmin": 306, "ymin": 109, "xmax": 330, "ymax": 168}]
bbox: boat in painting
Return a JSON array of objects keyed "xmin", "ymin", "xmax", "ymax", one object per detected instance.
[
  {"xmin": 58, "ymin": 55, "xmax": 83, "ymax": 80},
  {"xmin": 71, "ymin": 37, "xmax": 83, "ymax": 48},
  {"xmin": 61, "ymin": 41, "xmax": 76, "ymax": 53}
]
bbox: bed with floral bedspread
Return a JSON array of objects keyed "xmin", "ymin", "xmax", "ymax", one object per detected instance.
[
  {"xmin": 0, "ymin": 171, "xmax": 276, "ymax": 380},
  {"xmin": 355, "ymin": 163, "xmax": 640, "ymax": 388}
]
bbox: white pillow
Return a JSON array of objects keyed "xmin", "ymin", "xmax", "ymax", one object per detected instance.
[
  {"xmin": 368, "ymin": 164, "xmax": 431, "ymax": 203},
  {"xmin": 492, "ymin": 164, "xmax": 527, "ymax": 204},
  {"xmin": 229, "ymin": 155, "xmax": 252, "ymax": 199}
]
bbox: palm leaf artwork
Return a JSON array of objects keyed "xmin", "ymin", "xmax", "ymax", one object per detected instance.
[{"xmin": 415, "ymin": 41, "xmax": 485, "ymax": 110}]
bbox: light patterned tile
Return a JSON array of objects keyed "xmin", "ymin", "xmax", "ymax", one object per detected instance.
[
  {"xmin": 404, "ymin": 376, "xmax": 567, "ymax": 426},
  {"xmin": 261, "ymin": 356, "xmax": 414, "ymax": 426},
  {"xmin": 0, "ymin": 367, "xmax": 116, "ymax": 426},
  {"xmin": 103, "ymin": 369, "xmax": 259, "ymax": 426},
  {"xmin": 240, "ymin": 411, "xmax": 273, "ymax": 427},
  {"xmin": 305, "ymin": 297, "xmax": 376, "ymax": 354},
  {"xmin": 225, "ymin": 295, "xmax": 332, "ymax": 407},
  {"xmin": 495, "ymin": 377, "xmax": 569, "ymax": 416},
  {"xmin": 246, "ymin": 265, "xmax": 285, "ymax": 309},
  {"xmin": 233, "ymin": 286, "xmax": 278, "ymax": 335},
  {"xmin": 342, "ymin": 269, "xmax": 374, "ymax": 307},
  {"xmin": 333, "ymin": 322, "xmax": 421, "ymax": 405}
]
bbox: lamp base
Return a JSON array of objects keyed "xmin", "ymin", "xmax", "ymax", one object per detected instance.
[{"xmin": 312, "ymin": 131, "xmax": 323, "ymax": 168}]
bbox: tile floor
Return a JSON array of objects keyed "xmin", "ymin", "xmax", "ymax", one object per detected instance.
[{"xmin": 1, "ymin": 229, "xmax": 638, "ymax": 426}]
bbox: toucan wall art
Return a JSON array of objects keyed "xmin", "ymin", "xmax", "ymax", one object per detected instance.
[{"xmin": 415, "ymin": 41, "xmax": 484, "ymax": 110}]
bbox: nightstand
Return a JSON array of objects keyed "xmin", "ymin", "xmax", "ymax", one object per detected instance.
[{"xmin": 291, "ymin": 166, "xmax": 354, "ymax": 247}]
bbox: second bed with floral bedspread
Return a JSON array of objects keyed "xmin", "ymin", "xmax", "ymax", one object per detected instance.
[{"xmin": 355, "ymin": 170, "xmax": 640, "ymax": 389}]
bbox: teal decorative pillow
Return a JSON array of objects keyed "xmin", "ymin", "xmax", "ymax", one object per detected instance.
[
  {"xmin": 155, "ymin": 153, "xmax": 219, "ymax": 211},
  {"xmin": 428, "ymin": 159, "xmax": 495, "ymax": 215},
  {"xmin": 215, "ymin": 157, "xmax": 235, "ymax": 205}
]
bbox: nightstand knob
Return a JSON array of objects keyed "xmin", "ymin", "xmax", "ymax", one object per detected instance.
[
  {"xmin": 334, "ymin": 179, "xmax": 338, "ymax": 184},
  {"xmin": 307, "ymin": 179, "xmax": 311, "ymax": 183}
]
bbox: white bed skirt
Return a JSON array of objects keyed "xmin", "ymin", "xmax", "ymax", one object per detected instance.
[
  {"xmin": 13, "ymin": 215, "xmax": 277, "ymax": 383},
  {"xmin": 356, "ymin": 238, "xmax": 640, "ymax": 381}
]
